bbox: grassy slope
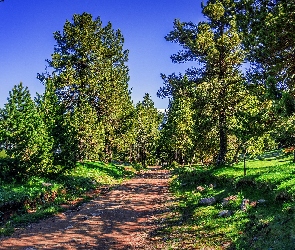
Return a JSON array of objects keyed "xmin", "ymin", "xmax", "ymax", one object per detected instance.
[
  {"xmin": 0, "ymin": 161, "xmax": 136, "ymax": 236},
  {"xmin": 154, "ymin": 151, "xmax": 295, "ymax": 249}
]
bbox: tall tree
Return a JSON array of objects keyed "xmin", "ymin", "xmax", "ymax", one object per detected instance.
[
  {"xmin": 160, "ymin": 0, "xmax": 245, "ymax": 166},
  {"xmin": 236, "ymin": 0, "xmax": 295, "ymax": 153},
  {"xmin": 0, "ymin": 83, "xmax": 53, "ymax": 178},
  {"xmin": 40, "ymin": 12, "xmax": 133, "ymax": 162},
  {"xmin": 158, "ymin": 76, "xmax": 195, "ymax": 165},
  {"xmin": 134, "ymin": 93, "xmax": 162, "ymax": 167}
]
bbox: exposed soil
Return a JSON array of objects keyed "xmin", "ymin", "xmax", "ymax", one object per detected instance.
[{"xmin": 0, "ymin": 166, "xmax": 173, "ymax": 250}]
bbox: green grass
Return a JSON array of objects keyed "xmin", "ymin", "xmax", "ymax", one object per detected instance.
[
  {"xmin": 152, "ymin": 151, "xmax": 295, "ymax": 249},
  {"xmin": 0, "ymin": 161, "xmax": 136, "ymax": 236}
]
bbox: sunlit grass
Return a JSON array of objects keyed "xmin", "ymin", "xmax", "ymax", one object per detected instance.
[{"xmin": 153, "ymin": 150, "xmax": 295, "ymax": 249}]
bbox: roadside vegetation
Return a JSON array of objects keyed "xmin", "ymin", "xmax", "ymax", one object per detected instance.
[
  {"xmin": 151, "ymin": 151, "xmax": 295, "ymax": 249},
  {"xmin": 0, "ymin": 162, "xmax": 136, "ymax": 236}
]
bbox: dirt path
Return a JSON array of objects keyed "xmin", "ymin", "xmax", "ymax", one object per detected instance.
[{"xmin": 0, "ymin": 166, "xmax": 172, "ymax": 250}]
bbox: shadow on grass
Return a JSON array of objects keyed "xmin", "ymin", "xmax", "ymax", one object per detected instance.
[{"xmin": 152, "ymin": 165, "xmax": 295, "ymax": 249}]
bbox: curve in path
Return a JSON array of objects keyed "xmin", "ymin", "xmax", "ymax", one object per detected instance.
[{"xmin": 0, "ymin": 166, "xmax": 172, "ymax": 250}]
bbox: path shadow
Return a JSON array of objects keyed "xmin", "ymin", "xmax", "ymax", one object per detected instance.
[{"xmin": 0, "ymin": 166, "xmax": 172, "ymax": 249}]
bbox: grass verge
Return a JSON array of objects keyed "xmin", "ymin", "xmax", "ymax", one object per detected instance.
[{"xmin": 151, "ymin": 151, "xmax": 295, "ymax": 249}]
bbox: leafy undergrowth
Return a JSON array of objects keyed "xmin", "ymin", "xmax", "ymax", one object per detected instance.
[
  {"xmin": 0, "ymin": 161, "xmax": 137, "ymax": 236},
  {"xmin": 153, "ymin": 151, "xmax": 295, "ymax": 249}
]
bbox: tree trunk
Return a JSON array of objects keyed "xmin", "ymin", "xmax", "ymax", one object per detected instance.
[
  {"xmin": 216, "ymin": 110, "xmax": 227, "ymax": 166},
  {"xmin": 233, "ymin": 143, "xmax": 243, "ymax": 163}
]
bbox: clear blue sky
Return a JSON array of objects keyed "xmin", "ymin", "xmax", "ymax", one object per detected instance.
[{"xmin": 0, "ymin": 0, "xmax": 203, "ymax": 109}]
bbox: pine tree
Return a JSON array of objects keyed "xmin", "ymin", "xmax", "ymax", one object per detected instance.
[
  {"xmin": 72, "ymin": 100, "xmax": 105, "ymax": 161},
  {"xmin": 134, "ymin": 94, "xmax": 163, "ymax": 166},
  {"xmin": 158, "ymin": 83, "xmax": 195, "ymax": 165},
  {"xmin": 35, "ymin": 79, "xmax": 79, "ymax": 171},
  {"xmin": 40, "ymin": 12, "xmax": 133, "ymax": 162},
  {"xmin": 0, "ymin": 83, "xmax": 53, "ymax": 178},
  {"xmin": 236, "ymin": 0, "xmax": 295, "ymax": 155},
  {"xmin": 160, "ymin": 0, "xmax": 245, "ymax": 166},
  {"xmin": 237, "ymin": 0, "xmax": 295, "ymax": 94}
]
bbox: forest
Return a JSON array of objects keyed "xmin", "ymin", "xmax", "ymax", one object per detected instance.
[
  {"xmin": 1, "ymin": 0, "xmax": 294, "ymax": 178},
  {"xmin": 0, "ymin": 0, "xmax": 295, "ymax": 247}
]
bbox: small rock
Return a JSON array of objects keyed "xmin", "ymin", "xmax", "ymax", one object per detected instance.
[
  {"xmin": 196, "ymin": 186, "xmax": 205, "ymax": 192},
  {"xmin": 222, "ymin": 195, "xmax": 237, "ymax": 207},
  {"xmin": 222, "ymin": 199, "xmax": 229, "ymax": 207},
  {"xmin": 70, "ymin": 238, "xmax": 81, "ymax": 243},
  {"xmin": 90, "ymin": 212, "xmax": 101, "ymax": 217},
  {"xmin": 65, "ymin": 225, "xmax": 73, "ymax": 230},
  {"xmin": 219, "ymin": 210, "xmax": 233, "ymax": 217},
  {"xmin": 199, "ymin": 197, "xmax": 216, "ymax": 205},
  {"xmin": 77, "ymin": 215, "xmax": 89, "ymax": 220},
  {"xmin": 250, "ymin": 201, "xmax": 257, "ymax": 207},
  {"xmin": 42, "ymin": 182, "xmax": 52, "ymax": 187},
  {"xmin": 241, "ymin": 199, "xmax": 250, "ymax": 211}
]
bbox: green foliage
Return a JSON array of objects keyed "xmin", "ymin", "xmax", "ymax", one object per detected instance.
[
  {"xmin": 159, "ymin": 0, "xmax": 246, "ymax": 166},
  {"xmin": 41, "ymin": 12, "xmax": 133, "ymax": 163},
  {"xmin": 35, "ymin": 79, "xmax": 78, "ymax": 172},
  {"xmin": 0, "ymin": 150, "xmax": 7, "ymax": 159},
  {"xmin": 72, "ymin": 100, "xmax": 105, "ymax": 161},
  {"xmin": 237, "ymin": 1, "xmax": 295, "ymax": 94},
  {"xmin": 158, "ymin": 92, "xmax": 195, "ymax": 165},
  {"xmin": 229, "ymin": 90, "xmax": 276, "ymax": 161},
  {"xmin": 235, "ymin": 1, "xmax": 295, "ymax": 161},
  {"xmin": 133, "ymin": 93, "xmax": 163, "ymax": 166},
  {"xmin": 0, "ymin": 83, "xmax": 53, "ymax": 178}
]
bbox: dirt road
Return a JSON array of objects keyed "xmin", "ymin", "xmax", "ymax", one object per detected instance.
[{"xmin": 0, "ymin": 166, "xmax": 172, "ymax": 250}]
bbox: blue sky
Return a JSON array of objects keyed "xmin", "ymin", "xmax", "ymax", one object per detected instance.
[{"xmin": 0, "ymin": 0, "xmax": 203, "ymax": 109}]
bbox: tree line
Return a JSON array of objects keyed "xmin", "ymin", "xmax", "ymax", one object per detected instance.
[
  {"xmin": 0, "ymin": 0, "xmax": 294, "ymax": 180},
  {"xmin": 0, "ymin": 13, "xmax": 162, "ymax": 179}
]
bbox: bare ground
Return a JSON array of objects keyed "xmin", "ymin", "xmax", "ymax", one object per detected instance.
[{"xmin": 0, "ymin": 166, "xmax": 173, "ymax": 250}]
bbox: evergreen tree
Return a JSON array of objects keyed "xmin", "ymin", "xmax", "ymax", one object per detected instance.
[
  {"xmin": 237, "ymin": 1, "xmax": 295, "ymax": 94},
  {"xmin": 72, "ymin": 100, "xmax": 105, "ymax": 161},
  {"xmin": 35, "ymin": 79, "xmax": 78, "ymax": 170},
  {"xmin": 230, "ymin": 88, "xmax": 275, "ymax": 160},
  {"xmin": 40, "ymin": 12, "xmax": 133, "ymax": 162},
  {"xmin": 0, "ymin": 83, "xmax": 53, "ymax": 178},
  {"xmin": 160, "ymin": 0, "xmax": 245, "ymax": 166},
  {"xmin": 236, "ymin": 0, "xmax": 295, "ymax": 153},
  {"xmin": 158, "ymin": 78, "xmax": 195, "ymax": 165},
  {"xmin": 134, "ymin": 94, "xmax": 162, "ymax": 167}
]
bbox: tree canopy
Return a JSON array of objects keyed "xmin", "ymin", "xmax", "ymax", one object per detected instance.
[{"xmin": 1, "ymin": 0, "xmax": 295, "ymax": 176}]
